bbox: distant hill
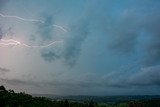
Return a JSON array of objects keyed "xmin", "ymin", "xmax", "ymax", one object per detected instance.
[{"xmin": 33, "ymin": 94, "xmax": 160, "ymax": 103}]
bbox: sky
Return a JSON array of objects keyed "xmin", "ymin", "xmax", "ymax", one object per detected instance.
[{"xmin": 0, "ymin": 0, "xmax": 160, "ymax": 95}]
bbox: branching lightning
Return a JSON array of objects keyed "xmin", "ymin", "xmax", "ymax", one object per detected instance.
[
  {"xmin": 0, "ymin": 39, "xmax": 63, "ymax": 48},
  {"xmin": 0, "ymin": 13, "xmax": 67, "ymax": 32},
  {"xmin": 0, "ymin": 12, "xmax": 66, "ymax": 48}
]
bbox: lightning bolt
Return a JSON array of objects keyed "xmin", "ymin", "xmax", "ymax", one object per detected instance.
[
  {"xmin": 0, "ymin": 13, "xmax": 67, "ymax": 32},
  {"xmin": 0, "ymin": 39, "xmax": 63, "ymax": 48},
  {"xmin": 0, "ymin": 12, "xmax": 65, "ymax": 48}
]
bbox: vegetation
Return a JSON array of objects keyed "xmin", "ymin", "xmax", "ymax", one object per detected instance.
[{"xmin": 0, "ymin": 85, "xmax": 160, "ymax": 107}]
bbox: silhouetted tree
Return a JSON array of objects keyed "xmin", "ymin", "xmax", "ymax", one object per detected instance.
[
  {"xmin": 8, "ymin": 89, "xmax": 14, "ymax": 93},
  {"xmin": 65, "ymin": 99, "xmax": 69, "ymax": 107},
  {"xmin": 0, "ymin": 85, "xmax": 6, "ymax": 91},
  {"xmin": 89, "ymin": 100, "xmax": 94, "ymax": 107}
]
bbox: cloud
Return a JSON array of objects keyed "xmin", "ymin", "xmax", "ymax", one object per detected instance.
[
  {"xmin": 1, "ymin": 66, "xmax": 159, "ymax": 95},
  {"xmin": 1, "ymin": 0, "xmax": 160, "ymax": 95},
  {"xmin": 107, "ymin": 16, "xmax": 139, "ymax": 53},
  {"xmin": 106, "ymin": 2, "xmax": 160, "ymax": 66},
  {"xmin": 128, "ymin": 65, "xmax": 160, "ymax": 86},
  {"xmin": 42, "ymin": 72, "xmax": 127, "ymax": 91},
  {"xmin": 0, "ymin": 28, "xmax": 2, "ymax": 39},
  {"xmin": 36, "ymin": 14, "xmax": 54, "ymax": 41},
  {"xmin": 40, "ymin": 18, "xmax": 90, "ymax": 66},
  {"xmin": 29, "ymin": 1, "xmax": 160, "ymax": 75},
  {"xmin": 0, "ymin": 67, "xmax": 10, "ymax": 74},
  {"xmin": 62, "ymin": 19, "xmax": 89, "ymax": 66},
  {"xmin": 142, "ymin": 13, "xmax": 160, "ymax": 66},
  {"xmin": 0, "ymin": 0, "xmax": 8, "ymax": 9},
  {"xmin": 38, "ymin": 0, "xmax": 160, "ymax": 67},
  {"xmin": 36, "ymin": 13, "xmax": 91, "ymax": 66},
  {"xmin": 0, "ymin": 78, "xmax": 39, "ymax": 87},
  {"xmin": 41, "ymin": 49, "xmax": 60, "ymax": 62},
  {"xmin": 144, "ymin": 41, "xmax": 160, "ymax": 66}
]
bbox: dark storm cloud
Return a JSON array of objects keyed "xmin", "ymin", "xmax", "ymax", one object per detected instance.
[
  {"xmin": 107, "ymin": 3, "xmax": 160, "ymax": 66},
  {"xmin": 28, "ymin": 0, "xmax": 160, "ymax": 94},
  {"xmin": 37, "ymin": 14, "xmax": 54, "ymax": 41},
  {"xmin": 77, "ymin": 65, "xmax": 160, "ymax": 88},
  {"xmin": 144, "ymin": 41, "xmax": 160, "ymax": 66},
  {"xmin": 62, "ymin": 19, "xmax": 89, "ymax": 66},
  {"xmin": 41, "ymin": 72, "xmax": 127, "ymax": 91},
  {"xmin": 128, "ymin": 65, "xmax": 160, "ymax": 86},
  {"xmin": 41, "ymin": 49, "xmax": 60, "ymax": 62},
  {"xmin": 107, "ymin": 17, "xmax": 139, "ymax": 53},
  {"xmin": 39, "ymin": 0, "xmax": 160, "ymax": 67},
  {"xmin": 142, "ymin": 13, "xmax": 160, "ymax": 66},
  {"xmin": 40, "ymin": 18, "xmax": 90, "ymax": 66},
  {"xmin": 100, "ymin": 65, "xmax": 160, "ymax": 87}
]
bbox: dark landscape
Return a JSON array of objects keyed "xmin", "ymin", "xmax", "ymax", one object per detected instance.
[{"xmin": 1, "ymin": 86, "xmax": 160, "ymax": 107}]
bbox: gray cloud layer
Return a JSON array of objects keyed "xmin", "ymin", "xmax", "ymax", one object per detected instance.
[
  {"xmin": 0, "ymin": 0, "xmax": 8, "ymax": 9},
  {"xmin": 37, "ymin": 14, "xmax": 55, "ymax": 41},
  {"xmin": 128, "ymin": 65, "xmax": 160, "ymax": 86},
  {"xmin": 39, "ymin": 16, "xmax": 90, "ymax": 66},
  {"xmin": 106, "ymin": 1, "xmax": 160, "ymax": 67},
  {"xmin": 38, "ymin": 0, "xmax": 160, "ymax": 68},
  {"xmin": 41, "ymin": 49, "xmax": 60, "ymax": 62},
  {"xmin": 0, "ymin": 67, "xmax": 10, "ymax": 73},
  {"xmin": 62, "ymin": 19, "xmax": 89, "ymax": 66},
  {"xmin": 1, "ymin": 64, "xmax": 160, "ymax": 95},
  {"xmin": 0, "ymin": 28, "xmax": 2, "ymax": 39}
]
